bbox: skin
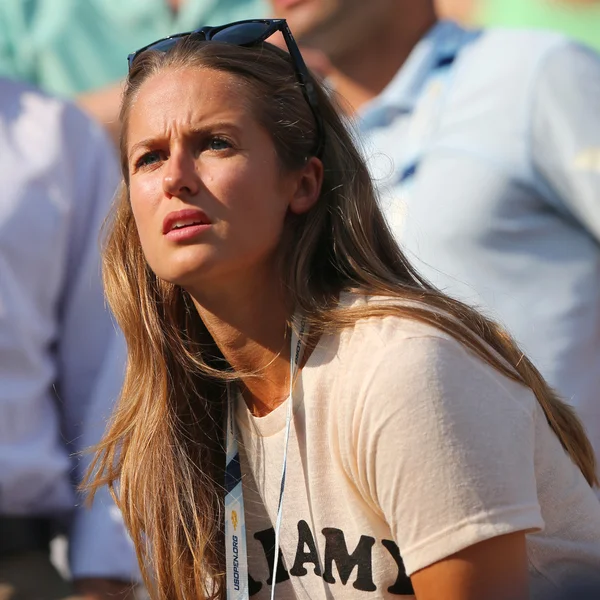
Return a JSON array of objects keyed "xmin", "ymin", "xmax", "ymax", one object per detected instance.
[
  {"xmin": 126, "ymin": 63, "xmax": 529, "ymax": 599},
  {"xmin": 77, "ymin": 82, "xmax": 124, "ymax": 144},
  {"xmin": 76, "ymin": 0, "xmax": 185, "ymax": 143},
  {"xmin": 273, "ymin": 1, "xmax": 532, "ymax": 597},
  {"xmin": 127, "ymin": 66, "xmax": 322, "ymax": 415},
  {"xmin": 435, "ymin": 0, "xmax": 477, "ymax": 22},
  {"xmin": 411, "ymin": 532, "xmax": 529, "ymax": 600},
  {"xmin": 270, "ymin": 0, "xmax": 438, "ymax": 112}
]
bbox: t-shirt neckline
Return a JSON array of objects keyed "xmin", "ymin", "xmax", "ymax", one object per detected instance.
[{"xmin": 234, "ymin": 347, "xmax": 315, "ymax": 438}]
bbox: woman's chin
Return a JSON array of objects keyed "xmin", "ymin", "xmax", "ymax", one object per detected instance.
[
  {"xmin": 151, "ymin": 249, "xmax": 220, "ymax": 286},
  {"xmin": 152, "ymin": 261, "xmax": 214, "ymax": 289}
]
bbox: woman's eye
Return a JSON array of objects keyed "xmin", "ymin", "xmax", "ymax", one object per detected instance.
[
  {"xmin": 207, "ymin": 137, "xmax": 231, "ymax": 151},
  {"xmin": 135, "ymin": 151, "xmax": 162, "ymax": 169}
]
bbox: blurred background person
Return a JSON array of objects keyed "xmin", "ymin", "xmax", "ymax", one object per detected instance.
[
  {"xmin": 437, "ymin": 0, "xmax": 600, "ymax": 51},
  {"xmin": 549, "ymin": 577, "xmax": 600, "ymax": 600},
  {"xmin": 0, "ymin": 0, "xmax": 269, "ymax": 141},
  {"xmin": 435, "ymin": 0, "xmax": 478, "ymax": 23},
  {"xmin": 270, "ymin": 0, "xmax": 600, "ymax": 490},
  {"xmin": 0, "ymin": 78, "xmax": 137, "ymax": 600}
]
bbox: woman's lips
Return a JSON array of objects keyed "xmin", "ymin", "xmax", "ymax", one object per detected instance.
[
  {"xmin": 163, "ymin": 208, "xmax": 212, "ymax": 241},
  {"xmin": 164, "ymin": 223, "xmax": 211, "ymax": 242}
]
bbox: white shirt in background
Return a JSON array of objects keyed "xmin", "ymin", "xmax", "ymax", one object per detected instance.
[{"xmin": 0, "ymin": 78, "xmax": 137, "ymax": 581}]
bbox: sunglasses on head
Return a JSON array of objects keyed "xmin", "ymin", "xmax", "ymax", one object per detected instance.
[{"xmin": 128, "ymin": 18, "xmax": 325, "ymax": 158}]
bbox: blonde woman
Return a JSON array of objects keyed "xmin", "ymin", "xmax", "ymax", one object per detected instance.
[{"xmin": 88, "ymin": 19, "xmax": 600, "ymax": 600}]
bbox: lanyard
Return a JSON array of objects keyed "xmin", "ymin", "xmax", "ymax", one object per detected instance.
[{"xmin": 225, "ymin": 315, "xmax": 309, "ymax": 600}]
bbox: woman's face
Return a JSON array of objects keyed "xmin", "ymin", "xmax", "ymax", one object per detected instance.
[{"xmin": 126, "ymin": 66, "xmax": 316, "ymax": 293}]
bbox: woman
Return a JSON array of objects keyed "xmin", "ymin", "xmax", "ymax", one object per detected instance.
[{"xmin": 87, "ymin": 19, "xmax": 600, "ymax": 600}]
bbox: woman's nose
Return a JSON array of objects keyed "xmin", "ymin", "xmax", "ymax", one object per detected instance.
[{"xmin": 162, "ymin": 151, "xmax": 200, "ymax": 198}]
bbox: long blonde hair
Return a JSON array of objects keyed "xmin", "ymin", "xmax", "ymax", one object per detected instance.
[{"xmin": 87, "ymin": 38, "xmax": 597, "ymax": 600}]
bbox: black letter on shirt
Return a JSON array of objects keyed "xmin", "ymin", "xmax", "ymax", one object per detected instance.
[
  {"xmin": 290, "ymin": 520, "xmax": 322, "ymax": 577},
  {"xmin": 254, "ymin": 527, "xmax": 290, "ymax": 585},
  {"xmin": 322, "ymin": 528, "xmax": 377, "ymax": 592},
  {"xmin": 249, "ymin": 574, "xmax": 262, "ymax": 596},
  {"xmin": 381, "ymin": 540, "xmax": 414, "ymax": 595}
]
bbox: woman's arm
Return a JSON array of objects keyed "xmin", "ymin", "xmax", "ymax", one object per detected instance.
[
  {"xmin": 344, "ymin": 332, "xmax": 544, "ymax": 589},
  {"xmin": 411, "ymin": 532, "xmax": 529, "ymax": 600}
]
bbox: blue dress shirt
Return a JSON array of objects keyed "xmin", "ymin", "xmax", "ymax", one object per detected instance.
[
  {"xmin": 0, "ymin": 78, "xmax": 136, "ymax": 580},
  {"xmin": 358, "ymin": 22, "xmax": 600, "ymax": 483}
]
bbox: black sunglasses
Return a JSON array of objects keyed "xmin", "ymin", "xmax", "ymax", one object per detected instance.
[{"xmin": 128, "ymin": 18, "xmax": 324, "ymax": 158}]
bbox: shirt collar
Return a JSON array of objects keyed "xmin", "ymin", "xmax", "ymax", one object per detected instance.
[{"xmin": 359, "ymin": 20, "xmax": 474, "ymax": 124}]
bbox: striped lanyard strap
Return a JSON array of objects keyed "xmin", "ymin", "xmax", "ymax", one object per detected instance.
[{"xmin": 225, "ymin": 314, "xmax": 309, "ymax": 600}]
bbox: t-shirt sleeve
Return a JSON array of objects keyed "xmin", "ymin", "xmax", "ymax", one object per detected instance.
[{"xmin": 352, "ymin": 332, "xmax": 544, "ymax": 576}]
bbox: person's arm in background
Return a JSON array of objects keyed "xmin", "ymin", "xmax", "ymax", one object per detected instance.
[
  {"xmin": 77, "ymin": 82, "xmax": 125, "ymax": 145},
  {"xmin": 53, "ymin": 103, "xmax": 139, "ymax": 599},
  {"xmin": 434, "ymin": 0, "xmax": 477, "ymax": 23},
  {"xmin": 0, "ymin": 1, "xmax": 124, "ymax": 144}
]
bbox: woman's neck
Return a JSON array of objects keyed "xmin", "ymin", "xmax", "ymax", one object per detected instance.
[{"xmin": 189, "ymin": 270, "xmax": 293, "ymax": 417}]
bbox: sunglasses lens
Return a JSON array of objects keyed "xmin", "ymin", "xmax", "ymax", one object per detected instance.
[{"xmin": 211, "ymin": 22, "xmax": 272, "ymax": 46}]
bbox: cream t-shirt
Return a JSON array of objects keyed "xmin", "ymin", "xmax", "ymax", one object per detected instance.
[{"xmin": 235, "ymin": 296, "xmax": 600, "ymax": 599}]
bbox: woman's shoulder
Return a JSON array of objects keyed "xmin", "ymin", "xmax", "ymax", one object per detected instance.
[
  {"xmin": 337, "ymin": 292, "xmax": 460, "ymax": 350},
  {"xmin": 328, "ymin": 293, "xmax": 534, "ymax": 414},
  {"xmin": 321, "ymin": 295, "xmax": 537, "ymax": 459}
]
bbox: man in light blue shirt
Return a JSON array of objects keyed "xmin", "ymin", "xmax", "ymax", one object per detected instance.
[
  {"xmin": 271, "ymin": 0, "xmax": 600, "ymax": 488},
  {"xmin": 0, "ymin": 78, "xmax": 137, "ymax": 598}
]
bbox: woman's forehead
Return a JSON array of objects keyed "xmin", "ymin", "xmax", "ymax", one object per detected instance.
[
  {"xmin": 126, "ymin": 68, "xmax": 254, "ymax": 142},
  {"xmin": 133, "ymin": 67, "xmax": 247, "ymax": 113}
]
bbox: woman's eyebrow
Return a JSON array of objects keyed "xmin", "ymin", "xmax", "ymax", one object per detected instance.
[
  {"xmin": 128, "ymin": 138, "xmax": 156, "ymax": 160},
  {"xmin": 128, "ymin": 122, "xmax": 244, "ymax": 159},
  {"xmin": 186, "ymin": 121, "xmax": 243, "ymax": 137}
]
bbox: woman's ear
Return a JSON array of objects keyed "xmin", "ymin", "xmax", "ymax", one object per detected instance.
[{"xmin": 289, "ymin": 157, "xmax": 324, "ymax": 215}]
